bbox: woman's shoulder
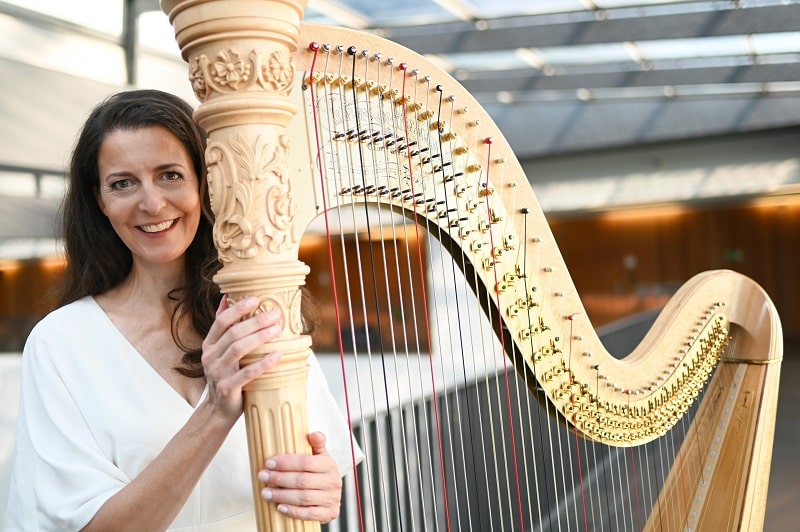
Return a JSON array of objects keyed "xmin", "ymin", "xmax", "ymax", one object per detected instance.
[
  {"xmin": 25, "ymin": 297, "xmax": 104, "ymax": 352},
  {"xmin": 34, "ymin": 296, "xmax": 99, "ymax": 328}
]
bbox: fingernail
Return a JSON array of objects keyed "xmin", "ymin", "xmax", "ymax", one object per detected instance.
[
  {"xmin": 266, "ymin": 459, "xmax": 277, "ymax": 469},
  {"xmin": 277, "ymin": 504, "xmax": 288, "ymax": 514},
  {"xmin": 261, "ymin": 488, "xmax": 273, "ymax": 501},
  {"xmin": 243, "ymin": 297, "xmax": 259, "ymax": 308},
  {"xmin": 257, "ymin": 471, "xmax": 269, "ymax": 483},
  {"xmin": 266, "ymin": 310, "xmax": 280, "ymax": 321}
]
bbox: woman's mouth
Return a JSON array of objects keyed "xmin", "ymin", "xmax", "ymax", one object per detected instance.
[{"xmin": 139, "ymin": 219, "xmax": 176, "ymax": 233}]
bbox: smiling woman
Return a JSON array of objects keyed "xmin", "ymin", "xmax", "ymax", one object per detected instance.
[{"xmin": 2, "ymin": 89, "xmax": 358, "ymax": 531}]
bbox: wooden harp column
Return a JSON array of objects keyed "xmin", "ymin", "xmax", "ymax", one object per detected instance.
[{"xmin": 161, "ymin": 1, "xmax": 316, "ymax": 530}]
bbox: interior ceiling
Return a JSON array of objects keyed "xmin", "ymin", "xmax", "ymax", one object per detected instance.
[{"xmin": 165, "ymin": 0, "xmax": 800, "ymax": 157}]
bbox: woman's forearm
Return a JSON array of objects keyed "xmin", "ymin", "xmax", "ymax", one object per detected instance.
[{"xmin": 81, "ymin": 402, "xmax": 237, "ymax": 532}]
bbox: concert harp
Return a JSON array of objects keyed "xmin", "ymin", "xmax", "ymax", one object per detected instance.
[{"xmin": 160, "ymin": 1, "xmax": 783, "ymax": 530}]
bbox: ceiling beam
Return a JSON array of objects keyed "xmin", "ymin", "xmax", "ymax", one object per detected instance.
[
  {"xmin": 482, "ymin": 94, "xmax": 800, "ymax": 158},
  {"xmin": 458, "ymin": 61, "xmax": 800, "ymax": 95},
  {"xmin": 378, "ymin": 4, "xmax": 800, "ymax": 54}
]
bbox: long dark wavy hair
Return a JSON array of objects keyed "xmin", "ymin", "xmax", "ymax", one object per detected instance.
[{"xmin": 58, "ymin": 89, "xmax": 219, "ymax": 377}]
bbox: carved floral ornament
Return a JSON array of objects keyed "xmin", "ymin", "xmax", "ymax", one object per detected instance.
[
  {"xmin": 246, "ymin": 289, "xmax": 303, "ymax": 336},
  {"xmin": 189, "ymin": 47, "xmax": 295, "ymax": 101},
  {"xmin": 206, "ymin": 134, "xmax": 299, "ymax": 262}
]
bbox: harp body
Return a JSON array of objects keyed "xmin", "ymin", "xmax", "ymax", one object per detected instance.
[{"xmin": 161, "ymin": 2, "xmax": 783, "ymax": 530}]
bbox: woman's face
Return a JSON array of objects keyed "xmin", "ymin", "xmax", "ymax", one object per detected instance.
[{"xmin": 95, "ymin": 126, "xmax": 201, "ymax": 272}]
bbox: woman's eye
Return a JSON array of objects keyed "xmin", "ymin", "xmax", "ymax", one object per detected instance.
[
  {"xmin": 163, "ymin": 171, "xmax": 183, "ymax": 182},
  {"xmin": 110, "ymin": 179, "xmax": 132, "ymax": 191}
]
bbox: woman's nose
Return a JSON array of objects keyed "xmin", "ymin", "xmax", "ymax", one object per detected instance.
[{"xmin": 138, "ymin": 184, "xmax": 167, "ymax": 214}]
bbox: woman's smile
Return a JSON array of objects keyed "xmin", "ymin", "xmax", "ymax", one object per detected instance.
[{"xmin": 139, "ymin": 219, "xmax": 178, "ymax": 234}]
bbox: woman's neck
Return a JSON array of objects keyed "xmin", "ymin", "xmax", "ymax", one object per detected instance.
[{"xmin": 105, "ymin": 260, "xmax": 186, "ymax": 314}]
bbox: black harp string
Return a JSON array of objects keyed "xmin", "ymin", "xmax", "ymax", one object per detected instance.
[
  {"xmin": 364, "ymin": 49, "xmax": 429, "ymax": 530},
  {"xmin": 358, "ymin": 49, "xmax": 415, "ymax": 526},
  {"xmin": 423, "ymin": 81, "xmax": 471, "ymax": 531},
  {"xmin": 328, "ymin": 45, "xmax": 387, "ymax": 529},
  {"xmin": 433, "ymin": 83, "xmax": 485, "ymax": 530},
  {"xmin": 344, "ymin": 45, "xmax": 407, "ymax": 531}
]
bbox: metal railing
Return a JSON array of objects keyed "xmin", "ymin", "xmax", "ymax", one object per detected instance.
[{"xmin": 324, "ymin": 309, "xmax": 664, "ymax": 532}]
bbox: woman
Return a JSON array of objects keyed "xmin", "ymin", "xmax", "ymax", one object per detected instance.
[{"xmin": 4, "ymin": 90, "xmax": 355, "ymax": 530}]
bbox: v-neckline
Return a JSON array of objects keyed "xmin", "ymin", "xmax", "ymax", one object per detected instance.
[{"xmin": 88, "ymin": 296, "xmax": 208, "ymax": 409}]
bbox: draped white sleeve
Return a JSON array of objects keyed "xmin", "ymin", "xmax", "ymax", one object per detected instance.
[{"xmin": 3, "ymin": 297, "xmax": 360, "ymax": 531}]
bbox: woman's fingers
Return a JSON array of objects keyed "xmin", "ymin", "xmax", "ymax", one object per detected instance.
[
  {"xmin": 201, "ymin": 295, "xmax": 286, "ymax": 410},
  {"xmin": 259, "ymin": 471, "xmax": 342, "ymax": 523},
  {"xmin": 307, "ymin": 431, "xmax": 328, "ymax": 455},
  {"xmin": 258, "ymin": 433, "xmax": 342, "ymax": 523},
  {"xmin": 203, "ymin": 298, "xmax": 281, "ymax": 365},
  {"xmin": 203, "ymin": 296, "xmax": 258, "ymax": 350},
  {"xmin": 267, "ymin": 498, "xmax": 340, "ymax": 523}
]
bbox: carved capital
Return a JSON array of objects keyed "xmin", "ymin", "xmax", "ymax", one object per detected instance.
[
  {"xmin": 207, "ymin": 134, "xmax": 299, "ymax": 262},
  {"xmin": 189, "ymin": 48, "xmax": 295, "ymax": 102}
]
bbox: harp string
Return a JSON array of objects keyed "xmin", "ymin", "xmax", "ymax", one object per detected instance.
[
  {"xmin": 567, "ymin": 314, "xmax": 590, "ymax": 530},
  {"xmin": 445, "ymin": 94, "xmax": 507, "ymax": 529},
  {"xmin": 444, "ymin": 89, "xmax": 512, "ymax": 530},
  {"xmin": 399, "ymin": 63, "xmax": 454, "ymax": 531},
  {"xmin": 481, "ymin": 137, "xmax": 528, "ymax": 531},
  {"xmin": 306, "ymin": 44, "xmax": 367, "ymax": 531},
  {"xmin": 343, "ymin": 47, "xmax": 407, "ymax": 529},
  {"xmin": 424, "ymin": 83, "xmax": 472, "ymax": 529}
]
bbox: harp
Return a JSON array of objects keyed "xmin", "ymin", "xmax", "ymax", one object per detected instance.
[{"xmin": 160, "ymin": 1, "xmax": 783, "ymax": 530}]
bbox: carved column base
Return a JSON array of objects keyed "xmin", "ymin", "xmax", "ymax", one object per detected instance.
[{"xmin": 216, "ymin": 262, "xmax": 318, "ymax": 531}]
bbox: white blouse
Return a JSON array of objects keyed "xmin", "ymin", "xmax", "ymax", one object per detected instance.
[{"xmin": 4, "ymin": 297, "xmax": 358, "ymax": 531}]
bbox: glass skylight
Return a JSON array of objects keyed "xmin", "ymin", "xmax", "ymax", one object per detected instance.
[
  {"xmin": 462, "ymin": 0, "xmax": 587, "ymax": 17},
  {"xmin": 636, "ymin": 35, "xmax": 751, "ymax": 61},
  {"xmin": 751, "ymin": 32, "xmax": 800, "ymax": 55},
  {"xmin": 529, "ymin": 42, "xmax": 634, "ymax": 66}
]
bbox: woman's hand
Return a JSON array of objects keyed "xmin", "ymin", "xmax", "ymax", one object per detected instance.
[
  {"xmin": 258, "ymin": 432, "xmax": 343, "ymax": 523},
  {"xmin": 201, "ymin": 295, "xmax": 283, "ymax": 420}
]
